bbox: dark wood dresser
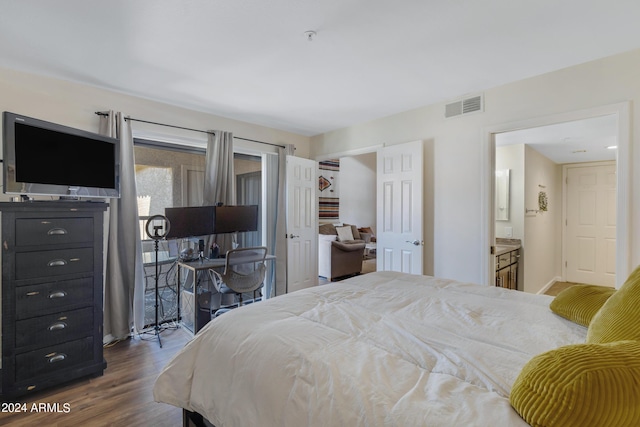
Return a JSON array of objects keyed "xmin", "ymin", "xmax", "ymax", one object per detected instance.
[{"xmin": 0, "ymin": 201, "xmax": 107, "ymax": 398}]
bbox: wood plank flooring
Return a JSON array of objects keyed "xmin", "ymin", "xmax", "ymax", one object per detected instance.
[
  {"xmin": 0, "ymin": 327, "xmax": 191, "ymax": 427},
  {"xmin": 543, "ymin": 281, "xmax": 610, "ymax": 296}
]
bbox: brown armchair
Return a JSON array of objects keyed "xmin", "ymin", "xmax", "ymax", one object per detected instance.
[{"xmin": 318, "ymin": 224, "xmax": 366, "ymax": 281}]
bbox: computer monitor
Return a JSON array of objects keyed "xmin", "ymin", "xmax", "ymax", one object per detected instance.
[
  {"xmin": 163, "ymin": 205, "xmax": 258, "ymax": 239},
  {"xmin": 164, "ymin": 206, "xmax": 216, "ymax": 239},
  {"xmin": 213, "ymin": 205, "xmax": 259, "ymax": 233}
]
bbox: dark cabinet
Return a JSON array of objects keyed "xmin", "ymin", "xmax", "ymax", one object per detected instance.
[
  {"xmin": 1, "ymin": 202, "xmax": 107, "ymax": 398},
  {"xmin": 495, "ymin": 247, "xmax": 519, "ymax": 290}
]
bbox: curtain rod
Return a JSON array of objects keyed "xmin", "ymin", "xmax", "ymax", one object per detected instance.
[{"xmin": 94, "ymin": 111, "xmax": 288, "ymax": 149}]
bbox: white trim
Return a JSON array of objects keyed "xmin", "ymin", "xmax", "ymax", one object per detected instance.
[
  {"xmin": 132, "ymin": 129, "xmax": 207, "ymax": 148},
  {"xmin": 481, "ymin": 102, "xmax": 631, "ymax": 288},
  {"xmin": 537, "ymin": 276, "xmax": 562, "ymax": 295},
  {"xmin": 480, "ymin": 129, "xmax": 496, "ymax": 285},
  {"xmin": 313, "ymin": 144, "xmax": 383, "ymax": 161}
]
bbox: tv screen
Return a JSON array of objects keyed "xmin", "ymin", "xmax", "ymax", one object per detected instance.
[{"xmin": 3, "ymin": 111, "xmax": 120, "ymax": 198}]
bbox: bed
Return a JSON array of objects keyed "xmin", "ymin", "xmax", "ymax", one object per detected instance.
[{"xmin": 153, "ymin": 271, "xmax": 591, "ymax": 426}]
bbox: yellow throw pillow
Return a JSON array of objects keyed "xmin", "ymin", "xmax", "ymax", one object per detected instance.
[
  {"xmin": 587, "ymin": 264, "xmax": 640, "ymax": 343},
  {"xmin": 510, "ymin": 340, "xmax": 640, "ymax": 427},
  {"xmin": 549, "ymin": 284, "xmax": 616, "ymax": 327}
]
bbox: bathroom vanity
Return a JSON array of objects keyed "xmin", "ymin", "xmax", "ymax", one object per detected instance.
[{"xmin": 495, "ymin": 238, "xmax": 521, "ymax": 290}]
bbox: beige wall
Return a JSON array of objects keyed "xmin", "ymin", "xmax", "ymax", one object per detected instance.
[
  {"xmin": 495, "ymin": 144, "xmax": 525, "ymax": 241},
  {"xmin": 311, "ymin": 48, "xmax": 640, "ymax": 285},
  {"xmin": 495, "ymin": 144, "xmax": 563, "ymax": 294},
  {"xmin": 523, "ymin": 146, "xmax": 563, "ymax": 294},
  {"xmin": 339, "ymin": 153, "xmax": 376, "ymax": 232}
]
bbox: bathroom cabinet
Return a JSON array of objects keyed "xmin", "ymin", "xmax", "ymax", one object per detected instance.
[{"xmin": 495, "ymin": 246, "xmax": 520, "ymax": 290}]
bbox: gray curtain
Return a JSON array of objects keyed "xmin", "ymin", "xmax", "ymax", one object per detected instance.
[
  {"xmin": 99, "ymin": 111, "xmax": 146, "ymax": 342},
  {"xmin": 203, "ymin": 130, "xmax": 235, "ymax": 254},
  {"xmin": 236, "ymin": 171, "xmax": 261, "ymax": 248}
]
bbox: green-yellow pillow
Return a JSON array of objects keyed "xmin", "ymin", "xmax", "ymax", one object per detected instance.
[
  {"xmin": 549, "ymin": 284, "xmax": 616, "ymax": 326},
  {"xmin": 587, "ymin": 264, "xmax": 640, "ymax": 343},
  {"xmin": 510, "ymin": 340, "xmax": 640, "ymax": 427}
]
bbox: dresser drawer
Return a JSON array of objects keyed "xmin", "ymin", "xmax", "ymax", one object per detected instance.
[
  {"xmin": 15, "ymin": 248, "xmax": 93, "ymax": 280},
  {"xmin": 15, "ymin": 337, "xmax": 94, "ymax": 383},
  {"xmin": 15, "ymin": 307, "xmax": 94, "ymax": 349},
  {"xmin": 15, "ymin": 278, "xmax": 94, "ymax": 319},
  {"xmin": 16, "ymin": 217, "xmax": 94, "ymax": 247}
]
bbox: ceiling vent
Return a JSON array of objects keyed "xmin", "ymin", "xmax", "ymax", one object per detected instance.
[{"xmin": 445, "ymin": 94, "xmax": 484, "ymax": 118}]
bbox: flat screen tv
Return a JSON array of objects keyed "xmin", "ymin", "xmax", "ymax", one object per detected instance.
[{"xmin": 3, "ymin": 111, "xmax": 120, "ymax": 199}]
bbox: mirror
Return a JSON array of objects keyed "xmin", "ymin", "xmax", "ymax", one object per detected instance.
[{"xmin": 495, "ymin": 169, "xmax": 510, "ymax": 221}]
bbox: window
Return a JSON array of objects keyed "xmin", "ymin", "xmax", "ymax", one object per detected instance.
[
  {"xmin": 134, "ymin": 141, "xmax": 264, "ymax": 326},
  {"xmin": 134, "ymin": 142, "xmax": 206, "ymax": 327}
]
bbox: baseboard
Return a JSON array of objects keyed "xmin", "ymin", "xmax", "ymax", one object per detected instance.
[{"xmin": 537, "ymin": 276, "xmax": 562, "ymax": 295}]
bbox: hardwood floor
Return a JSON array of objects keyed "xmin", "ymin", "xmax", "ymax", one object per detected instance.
[
  {"xmin": 318, "ymin": 259, "xmax": 377, "ymax": 285},
  {"xmin": 0, "ymin": 327, "xmax": 192, "ymax": 427},
  {"xmin": 543, "ymin": 281, "xmax": 615, "ymax": 296}
]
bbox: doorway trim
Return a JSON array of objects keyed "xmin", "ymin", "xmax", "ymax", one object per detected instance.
[{"xmin": 480, "ymin": 102, "xmax": 631, "ymax": 288}]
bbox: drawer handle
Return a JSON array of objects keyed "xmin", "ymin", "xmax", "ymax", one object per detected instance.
[
  {"xmin": 26, "ymin": 291, "xmax": 41, "ymax": 297},
  {"xmin": 47, "ymin": 228, "xmax": 68, "ymax": 235},
  {"xmin": 49, "ymin": 291, "xmax": 67, "ymax": 299},
  {"xmin": 48, "ymin": 322, "xmax": 67, "ymax": 331},
  {"xmin": 48, "ymin": 259, "xmax": 67, "ymax": 267},
  {"xmin": 47, "ymin": 353, "xmax": 67, "ymax": 364}
]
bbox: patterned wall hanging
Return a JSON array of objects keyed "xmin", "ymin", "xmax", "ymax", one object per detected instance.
[
  {"xmin": 538, "ymin": 191, "xmax": 548, "ymax": 212},
  {"xmin": 318, "ymin": 159, "xmax": 340, "ymax": 220}
]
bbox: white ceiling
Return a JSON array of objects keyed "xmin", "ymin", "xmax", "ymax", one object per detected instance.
[
  {"xmin": 495, "ymin": 114, "xmax": 618, "ymax": 164},
  {"xmin": 1, "ymin": 0, "xmax": 640, "ymax": 136}
]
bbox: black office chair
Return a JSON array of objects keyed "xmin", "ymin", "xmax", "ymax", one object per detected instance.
[{"xmin": 210, "ymin": 246, "xmax": 268, "ymax": 313}]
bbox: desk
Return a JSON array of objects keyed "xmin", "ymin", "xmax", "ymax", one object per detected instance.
[{"xmin": 177, "ymin": 255, "xmax": 276, "ymax": 333}]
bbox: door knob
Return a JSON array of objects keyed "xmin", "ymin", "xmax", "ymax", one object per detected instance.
[
  {"xmin": 406, "ymin": 240, "xmax": 421, "ymax": 246},
  {"xmin": 289, "ymin": 234, "xmax": 300, "ymax": 239}
]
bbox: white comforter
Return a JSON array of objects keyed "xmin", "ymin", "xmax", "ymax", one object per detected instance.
[{"xmin": 153, "ymin": 271, "xmax": 587, "ymax": 426}]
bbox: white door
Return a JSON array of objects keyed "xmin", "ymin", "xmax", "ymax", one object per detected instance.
[
  {"xmin": 565, "ymin": 162, "xmax": 616, "ymax": 286},
  {"xmin": 286, "ymin": 155, "xmax": 318, "ymax": 292},
  {"xmin": 376, "ymin": 141, "xmax": 423, "ymax": 274}
]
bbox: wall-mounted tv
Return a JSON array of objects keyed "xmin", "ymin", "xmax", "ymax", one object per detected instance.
[{"xmin": 2, "ymin": 111, "xmax": 120, "ymax": 199}]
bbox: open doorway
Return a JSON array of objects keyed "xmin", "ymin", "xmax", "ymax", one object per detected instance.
[
  {"xmin": 316, "ymin": 151, "xmax": 378, "ymax": 283},
  {"xmin": 494, "ymin": 115, "xmax": 618, "ymax": 294},
  {"xmin": 481, "ymin": 102, "xmax": 631, "ymax": 292}
]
